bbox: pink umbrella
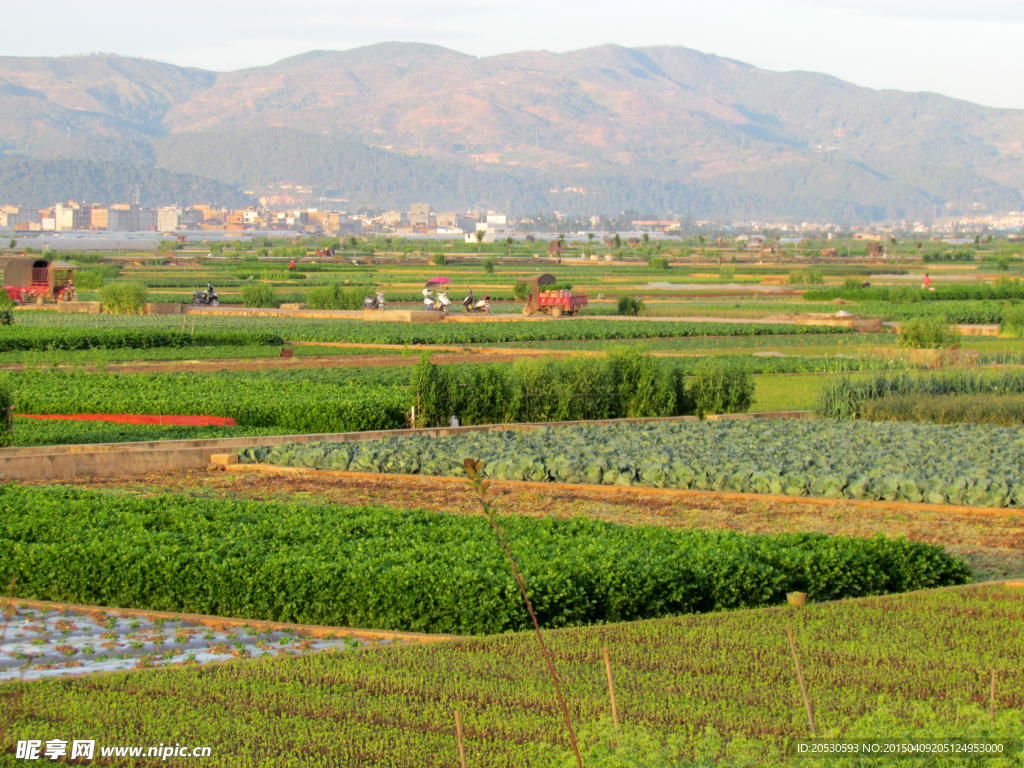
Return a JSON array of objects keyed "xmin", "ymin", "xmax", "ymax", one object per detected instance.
[{"xmin": 425, "ymin": 277, "xmax": 452, "ymax": 287}]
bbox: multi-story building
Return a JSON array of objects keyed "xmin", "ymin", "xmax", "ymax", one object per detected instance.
[
  {"xmin": 90, "ymin": 207, "xmax": 109, "ymax": 230},
  {"xmin": 435, "ymin": 212, "xmax": 457, "ymax": 229},
  {"xmin": 381, "ymin": 211, "xmax": 404, "ymax": 226},
  {"xmin": 180, "ymin": 209, "xmax": 205, "ymax": 229},
  {"xmin": 157, "ymin": 207, "xmax": 180, "ymax": 232},
  {"xmin": 55, "ymin": 203, "xmax": 90, "ymax": 231}
]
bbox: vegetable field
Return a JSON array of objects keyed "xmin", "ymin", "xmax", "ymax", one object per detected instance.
[
  {"xmin": 243, "ymin": 419, "xmax": 1024, "ymax": 507},
  {"xmin": 1, "ymin": 370, "xmax": 410, "ymax": 433},
  {"xmin": 0, "ymin": 485, "xmax": 967, "ymax": 635},
  {"xmin": 3, "ymin": 583, "xmax": 1020, "ymax": 767}
]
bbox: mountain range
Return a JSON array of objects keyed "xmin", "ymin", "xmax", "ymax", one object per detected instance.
[{"xmin": 2, "ymin": 42, "xmax": 1023, "ymax": 221}]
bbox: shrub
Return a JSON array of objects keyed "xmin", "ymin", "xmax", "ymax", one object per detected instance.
[
  {"xmin": 307, "ymin": 285, "xmax": 373, "ymax": 310},
  {"xmin": 482, "ymin": 258, "xmax": 494, "ymax": 274},
  {"xmin": 862, "ymin": 393, "xmax": 1024, "ymax": 426},
  {"xmin": 843, "ymin": 277, "xmax": 862, "ymax": 290},
  {"xmin": 648, "ymin": 257, "xmax": 670, "ymax": 270},
  {"xmin": 787, "ymin": 270, "xmax": 806, "ymax": 285},
  {"xmin": 432, "ymin": 252, "xmax": 447, "ymax": 266},
  {"xmin": 687, "ymin": 358, "xmax": 755, "ymax": 419},
  {"xmin": 899, "ymin": 316, "xmax": 959, "ymax": 349},
  {"xmin": 241, "ymin": 283, "xmax": 280, "ymax": 308},
  {"xmin": 99, "ymin": 282, "xmax": 148, "ymax": 314},
  {"xmin": 999, "ymin": 304, "xmax": 1024, "ymax": 337},
  {"xmin": 0, "ymin": 385, "xmax": 11, "ymax": 447},
  {"xmin": 0, "ymin": 292, "xmax": 13, "ymax": 326},
  {"xmin": 513, "ymin": 282, "xmax": 531, "ymax": 302},
  {"xmin": 719, "ymin": 266, "xmax": 736, "ymax": 281},
  {"xmin": 617, "ymin": 296, "xmax": 644, "ymax": 316},
  {"xmin": 608, "ymin": 347, "xmax": 677, "ymax": 418}
]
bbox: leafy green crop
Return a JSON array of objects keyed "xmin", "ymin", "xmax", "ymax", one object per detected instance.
[
  {"xmin": 244, "ymin": 419, "xmax": 1024, "ymax": 507},
  {"xmin": 1, "ymin": 370, "xmax": 409, "ymax": 432},
  {"xmin": 0, "ymin": 328, "xmax": 284, "ymax": 352},
  {"xmin": 0, "ymin": 485, "xmax": 968, "ymax": 635}
]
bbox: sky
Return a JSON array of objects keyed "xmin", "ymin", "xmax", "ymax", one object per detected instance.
[{"xmin": 2, "ymin": 0, "xmax": 1022, "ymax": 109}]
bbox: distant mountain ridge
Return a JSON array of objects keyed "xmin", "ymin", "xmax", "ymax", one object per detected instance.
[{"xmin": 1, "ymin": 43, "xmax": 1023, "ymax": 219}]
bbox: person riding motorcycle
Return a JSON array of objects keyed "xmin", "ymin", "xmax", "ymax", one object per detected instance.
[{"xmin": 205, "ymin": 282, "xmax": 215, "ymax": 301}]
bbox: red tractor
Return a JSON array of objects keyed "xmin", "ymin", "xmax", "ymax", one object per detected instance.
[{"xmin": 3, "ymin": 256, "xmax": 80, "ymax": 305}]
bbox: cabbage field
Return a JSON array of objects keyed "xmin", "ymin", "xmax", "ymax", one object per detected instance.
[{"xmin": 241, "ymin": 420, "xmax": 1024, "ymax": 507}]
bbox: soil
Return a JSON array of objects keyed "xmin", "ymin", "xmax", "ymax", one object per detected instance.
[{"xmin": 42, "ymin": 469, "xmax": 1024, "ymax": 582}]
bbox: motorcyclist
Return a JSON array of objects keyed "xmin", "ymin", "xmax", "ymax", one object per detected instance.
[
  {"xmin": 205, "ymin": 282, "xmax": 215, "ymax": 301},
  {"xmin": 462, "ymin": 288, "xmax": 474, "ymax": 310}
]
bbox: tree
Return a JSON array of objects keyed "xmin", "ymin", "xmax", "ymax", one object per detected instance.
[
  {"xmin": 348, "ymin": 235, "xmax": 358, "ymax": 249},
  {"xmin": 505, "ymin": 236, "xmax": 514, "ymax": 256},
  {"xmin": 587, "ymin": 232, "xmax": 595, "ymax": 242},
  {"xmin": 613, "ymin": 233, "xmax": 621, "ymax": 247},
  {"xmin": 642, "ymin": 232, "xmax": 650, "ymax": 246},
  {"xmin": 482, "ymin": 257, "xmax": 494, "ymax": 274},
  {"xmin": 475, "ymin": 229, "xmax": 486, "ymax": 244},
  {"xmin": 384, "ymin": 237, "xmax": 394, "ymax": 252},
  {"xmin": 8, "ymin": 239, "xmax": 15, "ymax": 250}
]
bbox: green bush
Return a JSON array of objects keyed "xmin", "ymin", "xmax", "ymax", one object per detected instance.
[
  {"xmin": 432, "ymin": 252, "xmax": 447, "ymax": 266},
  {"xmin": 648, "ymin": 257, "xmax": 670, "ymax": 270},
  {"xmin": 1, "ymin": 484, "xmax": 968, "ymax": 634},
  {"xmin": 0, "ymin": 292, "xmax": 13, "ymax": 326},
  {"xmin": 999, "ymin": 304, "xmax": 1024, "ymax": 337},
  {"xmin": 899, "ymin": 316, "xmax": 960, "ymax": 349},
  {"xmin": 617, "ymin": 296, "xmax": 644, "ymax": 316},
  {"xmin": 482, "ymin": 258, "xmax": 494, "ymax": 274},
  {"xmin": 99, "ymin": 282, "xmax": 148, "ymax": 314},
  {"xmin": 306, "ymin": 284, "xmax": 372, "ymax": 310},
  {"xmin": 688, "ymin": 358, "xmax": 755, "ymax": 419},
  {"xmin": 0, "ymin": 385, "xmax": 11, "ymax": 447},
  {"xmin": 787, "ymin": 270, "xmax": 806, "ymax": 285},
  {"xmin": 241, "ymin": 282, "xmax": 280, "ymax": 308},
  {"xmin": 513, "ymin": 282, "xmax": 531, "ymax": 302},
  {"xmin": 719, "ymin": 266, "xmax": 736, "ymax": 281}
]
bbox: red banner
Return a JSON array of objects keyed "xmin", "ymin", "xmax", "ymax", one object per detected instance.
[{"xmin": 16, "ymin": 414, "xmax": 236, "ymax": 426}]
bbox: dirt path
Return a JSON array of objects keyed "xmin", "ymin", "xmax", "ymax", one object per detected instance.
[{"xmin": 43, "ymin": 469, "xmax": 1024, "ymax": 581}]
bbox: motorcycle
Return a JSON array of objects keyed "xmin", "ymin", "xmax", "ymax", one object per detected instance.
[
  {"xmin": 192, "ymin": 285, "xmax": 220, "ymax": 307},
  {"xmin": 463, "ymin": 293, "xmax": 490, "ymax": 314},
  {"xmin": 423, "ymin": 290, "xmax": 450, "ymax": 314},
  {"xmin": 363, "ymin": 291, "xmax": 386, "ymax": 310}
]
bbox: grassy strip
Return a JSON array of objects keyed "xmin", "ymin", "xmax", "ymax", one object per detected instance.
[
  {"xmin": 2, "ymin": 585, "xmax": 1018, "ymax": 767},
  {"xmin": 9, "ymin": 419, "xmax": 282, "ymax": 446}
]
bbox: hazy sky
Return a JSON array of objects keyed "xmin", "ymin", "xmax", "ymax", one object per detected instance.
[{"xmin": 3, "ymin": 0, "xmax": 1022, "ymax": 109}]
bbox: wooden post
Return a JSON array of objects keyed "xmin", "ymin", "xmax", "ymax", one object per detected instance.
[
  {"xmin": 787, "ymin": 628, "xmax": 816, "ymax": 736},
  {"xmin": 454, "ymin": 710, "xmax": 467, "ymax": 768},
  {"xmin": 603, "ymin": 647, "xmax": 619, "ymax": 729},
  {"xmin": 990, "ymin": 670, "xmax": 996, "ymax": 721}
]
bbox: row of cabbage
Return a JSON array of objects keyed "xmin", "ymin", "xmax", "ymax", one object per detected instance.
[
  {"xmin": 0, "ymin": 485, "xmax": 968, "ymax": 635},
  {"xmin": 241, "ymin": 419, "xmax": 1024, "ymax": 507}
]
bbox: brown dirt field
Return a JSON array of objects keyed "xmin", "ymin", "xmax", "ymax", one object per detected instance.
[{"xmin": 40, "ymin": 469, "xmax": 1024, "ymax": 581}]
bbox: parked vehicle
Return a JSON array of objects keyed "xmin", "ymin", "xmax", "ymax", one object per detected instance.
[
  {"xmin": 3, "ymin": 257, "xmax": 80, "ymax": 305},
  {"xmin": 363, "ymin": 291, "xmax": 386, "ymax": 310},
  {"xmin": 192, "ymin": 283, "xmax": 220, "ymax": 306},
  {"xmin": 518, "ymin": 274, "xmax": 587, "ymax": 317},
  {"xmin": 463, "ymin": 290, "xmax": 490, "ymax": 314},
  {"xmin": 423, "ymin": 290, "xmax": 450, "ymax": 314}
]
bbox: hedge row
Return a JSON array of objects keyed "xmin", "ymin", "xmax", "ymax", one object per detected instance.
[{"xmin": 0, "ymin": 485, "xmax": 970, "ymax": 634}]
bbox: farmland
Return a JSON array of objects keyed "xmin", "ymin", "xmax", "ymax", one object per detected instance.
[
  {"xmin": 1, "ymin": 583, "xmax": 1020, "ymax": 767},
  {"xmin": 2, "ymin": 241, "xmax": 1024, "ymax": 764}
]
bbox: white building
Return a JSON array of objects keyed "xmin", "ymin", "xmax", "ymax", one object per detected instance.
[{"xmin": 157, "ymin": 207, "xmax": 181, "ymax": 232}]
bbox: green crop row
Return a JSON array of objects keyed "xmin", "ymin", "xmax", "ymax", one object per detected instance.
[
  {"xmin": 1, "ymin": 583, "xmax": 1019, "ymax": 767},
  {"xmin": 815, "ymin": 370, "xmax": 1024, "ymax": 420},
  {"xmin": 412, "ymin": 353, "xmax": 754, "ymax": 426},
  {"xmin": 0, "ymin": 370, "xmax": 410, "ymax": 432},
  {"xmin": 0, "ymin": 485, "xmax": 968, "ymax": 635},
  {"xmin": 804, "ymin": 282, "xmax": 1024, "ymax": 303},
  {"xmin": 243, "ymin": 419, "xmax": 1024, "ymax": 508},
  {"xmin": 0, "ymin": 327, "xmax": 284, "ymax": 352},
  {"xmin": 8, "ymin": 417, "xmax": 282, "ymax": 446}
]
